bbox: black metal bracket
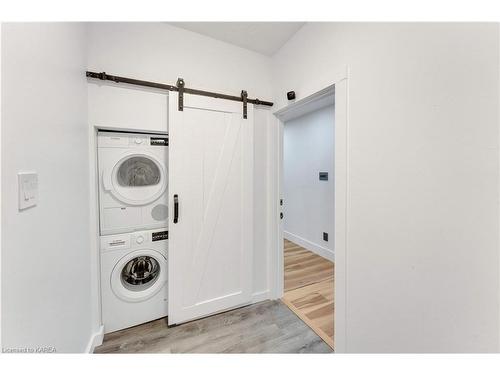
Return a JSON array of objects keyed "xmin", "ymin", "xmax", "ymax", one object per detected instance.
[
  {"xmin": 176, "ymin": 78, "xmax": 185, "ymax": 111},
  {"xmin": 241, "ymin": 90, "xmax": 248, "ymax": 119}
]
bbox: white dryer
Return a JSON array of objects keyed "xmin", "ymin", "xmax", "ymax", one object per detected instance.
[
  {"xmin": 97, "ymin": 131, "xmax": 168, "ymax": 235},
  {"xmin": 100, "ymin": 228, "xmax": 168, "ymax": 333}
]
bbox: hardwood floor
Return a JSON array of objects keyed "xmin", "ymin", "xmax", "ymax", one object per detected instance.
[
  {"xmin": 281, "ymin": 239, "xmax": 334, "ymax": 349},
  {"xmin": 95, "ymin": 300, "xmax": 333, "ymax": 353},
  {"xmin": 93, "ymin": 239, "xmax": 335, "ymax": 354}
]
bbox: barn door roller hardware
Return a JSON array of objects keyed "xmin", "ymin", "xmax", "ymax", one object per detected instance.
[
  {"xmin": 241, "ymin": 90, "xmax": 248, "ymax": 119},
  {"xmin": 176, "ymin": 78, "xmax": 185, "ymax": 111},
  {"xmin": 86, "ymin": 71, "xmax": 273, "ymax": 118}
]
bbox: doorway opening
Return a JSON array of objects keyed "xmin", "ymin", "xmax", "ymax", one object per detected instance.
[
  {"xmin": 280, "ymin": 99, "xmax": 335, "ymax": 349},
  {"xmin": 280, "ymin": 102, "xmax": 335, "ymax": 349},
  {"xmin": 273, "ymin": 71, "xmax": 348, "ymax": 352}
]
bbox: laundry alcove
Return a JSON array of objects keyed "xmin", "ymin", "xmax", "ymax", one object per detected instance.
[{"xmin": 87, "ymin": 70, "xmax": 276, "ymax": 335}]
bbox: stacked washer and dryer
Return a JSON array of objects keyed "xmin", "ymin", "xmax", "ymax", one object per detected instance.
[{"xmin": 97, "ymin": 131, "xmax": 169, "ymax": 333}]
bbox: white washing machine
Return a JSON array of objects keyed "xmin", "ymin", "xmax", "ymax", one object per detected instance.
[
  {"xmin": 97, "ymin": 131, "xmax": 168, "ymax": 235},
  {"xmin": 100, "ymin": 228, "xmax": 168, "ymax": 334}
]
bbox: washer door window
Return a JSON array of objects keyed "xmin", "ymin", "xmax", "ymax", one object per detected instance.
[
  {"xmin": 109, "ymin": 152, "xmax": 167, "ymax": 205},
  {"xmin": 121, "ymin": 255, "xmax": 160, "ymax": 292},
  {"xmin": 111, "ymin": 249, "xmax": 167, "ymax": 302}
]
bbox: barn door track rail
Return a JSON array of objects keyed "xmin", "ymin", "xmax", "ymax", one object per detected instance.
[{"xmin": 86, "ymin": 71, "xmax": 273, "ymax": 118}]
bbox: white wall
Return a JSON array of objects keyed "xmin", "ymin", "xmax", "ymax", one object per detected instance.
[
  {"xmin": 87, "ymin": 23, "xmax": 272, "ymax": 103},
  {"xmin": 283, "ymin": 105, "xmax": 335, "ymax": 260},
  {"xmin": 86, "ymin": 23, "xmax": 274, "ymax": 301},
  {"xmin": 273, "ymin": 23, "xmax": 500, "ymax": 352},
  {"xmin": 1, "ymin": 23, "xmax": 91, "ymax": 352}
]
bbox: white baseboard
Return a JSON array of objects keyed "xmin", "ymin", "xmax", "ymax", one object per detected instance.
[
  {"xmin": 252, "ymin": 290, "xmax": 269, "ymax": 304},
  {"xmin": 284, "ymin": 231, "xmax": 334, "ymax": 262},
  {"xmin": 85, "ymin": 325, "xmax": 104, "ymax": 353}
]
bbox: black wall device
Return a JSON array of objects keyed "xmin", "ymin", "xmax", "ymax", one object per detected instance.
[
  {"xmin": 287, "ymin": 91, "xmax": 296, "ymax": 100},
  {"xmin": 323, "ymin": 232, "xmax": 329, "ymax": 242},
  {"xmin": 319, "ymin": 172, "xmax": 328, "ymax": 181}
]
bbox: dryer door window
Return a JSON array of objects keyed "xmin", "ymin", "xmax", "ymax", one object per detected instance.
[
  {"xmin": 109, "ymin": 153, "xmax": 167, "ymax": 206},
  {"xmin": 117, "ymin": 157, "xmax": 161, "ymax": 187}
]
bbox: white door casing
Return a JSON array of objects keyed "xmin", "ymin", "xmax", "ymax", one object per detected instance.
[
  {"xmin": 168, "ymin": 93, "xmax": 253, "ymax": 325},
  {"xmin": 272, "ymin": 65, "xmax": 349, "ymax": 352}
]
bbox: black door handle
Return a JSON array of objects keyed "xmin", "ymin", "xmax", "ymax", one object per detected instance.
[{"xmin": 173, "ymin": 194, "xmax": 179, "ymax": 223}]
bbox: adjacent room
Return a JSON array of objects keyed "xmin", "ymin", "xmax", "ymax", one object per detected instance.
[{"xmin": 281, "ymin": 99, "xmax": 335, "ymax": 349}]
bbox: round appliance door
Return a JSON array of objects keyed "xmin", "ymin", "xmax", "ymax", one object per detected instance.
[
  {"xmin": 111, "ymin": 249, "xmax": 167, "ymax": 302},
  {"xmin": 109, "ymin": 151, "xmax": 167, "ymax": 205}
]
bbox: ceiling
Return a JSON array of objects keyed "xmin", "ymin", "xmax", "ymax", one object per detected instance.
[{"xmin": 169, "ymin": 22, "xmax": 305, "ymax": 56}]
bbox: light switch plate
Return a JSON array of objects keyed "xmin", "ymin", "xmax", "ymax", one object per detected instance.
[{"xmin": 18, "ymin": 172, "xmax": 38, "ymax": 210}]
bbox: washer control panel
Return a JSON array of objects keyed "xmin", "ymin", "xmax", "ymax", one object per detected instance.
[
  {"xmin": 101, "ymin": 228, "xmax": 168, "ymax": 253},
  {"xmin": 101, "ymin": 235, "xmax": 131, "ymax": 251},
  {"xmin": 152, "ymin": 230, "xmax": 168, "ymax": 242}
]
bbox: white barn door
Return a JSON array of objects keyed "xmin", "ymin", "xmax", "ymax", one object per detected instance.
[{"xmin": 168, "ymin": 93, "xmax": 253, "ymax": 325}]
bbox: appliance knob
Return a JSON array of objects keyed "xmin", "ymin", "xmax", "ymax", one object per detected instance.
[
  {"xmin": 136, "ymin": 235, "xmax": 144, "ymax": 244},
  {"xmin": 135, "ymin": 138, "xmax": 143, "ymax": 144}
]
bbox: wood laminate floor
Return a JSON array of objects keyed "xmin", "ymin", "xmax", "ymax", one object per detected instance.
[
  {"xmin": 281, "ymin": 239, "xmax": 334, "ymax": 349},
  {"xmin": 95, "ymin": 300, "xmax": 332, "ymax": 353}
]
